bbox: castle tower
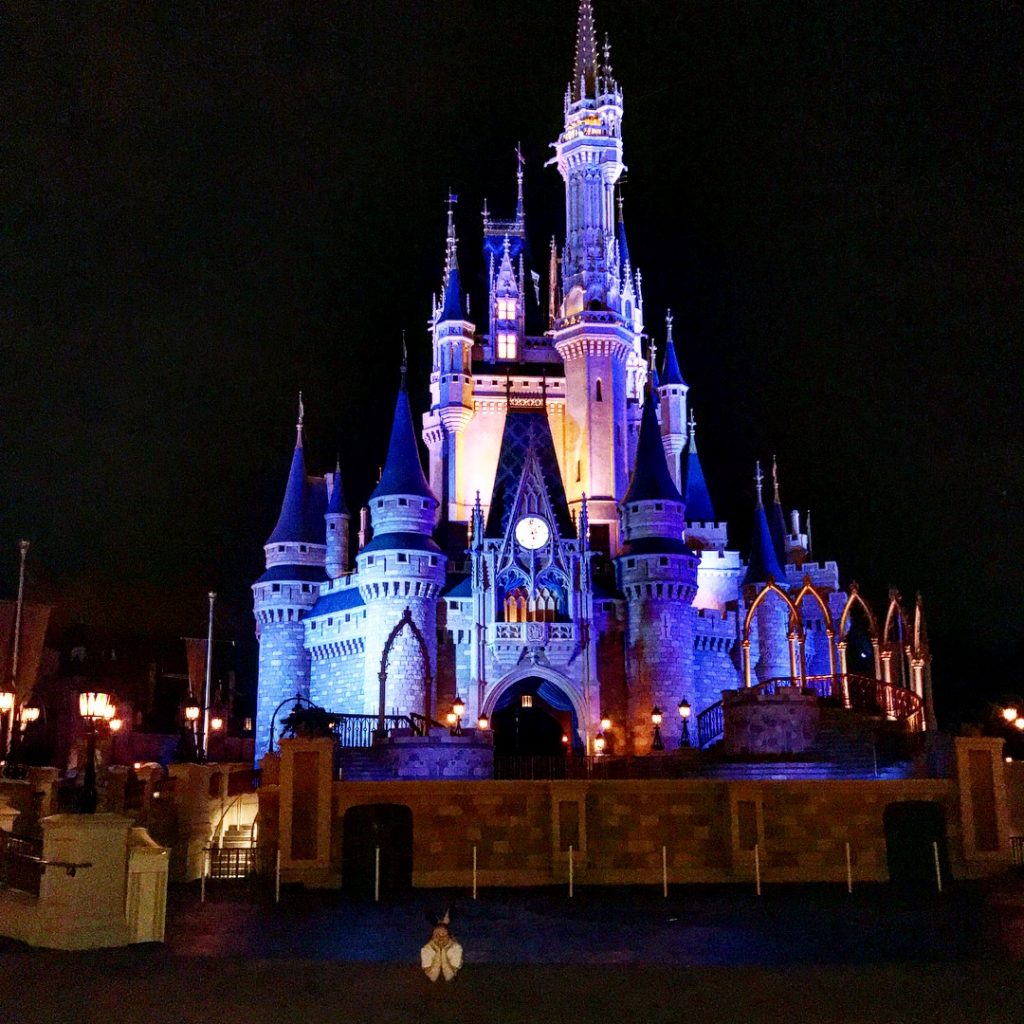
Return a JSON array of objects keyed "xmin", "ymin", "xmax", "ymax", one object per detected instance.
[
  {"xmin": 423, "ymin": 200, "xmax": 477, "ymax": 528},
  {"xmin": 324, "ymin": 459, "xmax": 350, "ymax": 579},
  {"xmin": 657, "ymin": 310, "xmax": 689, "ymax": 491},
  {"xmin": 615, "ymin": 387, "xmax": 699, "ymax": 753},
  {"xmin": 358, "ymin": 362, "xmax": 447, "ymax": 720},
  {"xmin": 681, "ymin": 411, "xmax": 726, "ymax": 551},
  {"xmin": 252, "ymin": 397, "xmax": 327, "ymax": 757},
  {"xmin": 551, "ymin": 0, "xmax": 642, "ymax": 550},
  {"xmin": 742, "ymin": 462, "xmax": 791, "ymax": 682}
]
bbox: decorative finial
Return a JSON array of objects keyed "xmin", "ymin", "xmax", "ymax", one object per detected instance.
[
  {"xmin": 665, "ymin": 308, "xmax": 674, "ymax": 344},
  {"xmin": 296, "ymin": 391, "xmax": 305, "ymax": 444},
  {"xmin": 603, "ymin": 32, "xmax": 612, "ymax": 73},
  {"xmin": 688, "ymin": 409, "xmax": 698, "ymax": 451},
  {"xmin": 616, "ymin": 189, "xmax": 624, "ymax": 221},
  {"xmin": 400, "ymin": 331, "xmax": 408, "ymax": 389},
  {"xmin": 772, "ymin": 455, "xmax": 781, "ymax": 503},
  {"xmin": 647, "ymin": 336, "xmax": 658, "ymax": 372},
  {"xmin": 754, "ymin": 461, "xmax": 764, "ymax": 509}
]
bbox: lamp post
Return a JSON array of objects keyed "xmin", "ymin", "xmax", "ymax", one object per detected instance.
[
  {"xmin": 477, "ymin": 714, "xmax": 489, "ymax": 731},
  {"xmin": 594, "ymin": 731, "xmax": 606, "ymax": 755},
  {"xmin": 678, "ymin": 699, "xmax": 692, "ymax": 748},
  {"xmin": 78, "ymin": 691, "xmax": 112, "ymax": 813},
  {"xmin": 183, "ymin": 697, "xmax": 201, "ymax": 760},
  {"xmin": 449, "ymin": 696, "xmax": 465, "ymax": 736},
  {"xmin": 651, "ymin": 706, "xmax": 664, "ymax": 752},
  {"xmin": 0, "ymin": 691, "xmax": 14, "ymax": 762}
]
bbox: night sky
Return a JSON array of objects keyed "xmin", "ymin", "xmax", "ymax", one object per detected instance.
[{"xmin": 2, "ymin": 2, "xmax": 1021, "ymax": 718}]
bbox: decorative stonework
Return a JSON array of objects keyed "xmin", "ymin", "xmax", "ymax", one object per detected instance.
[{"xmin": 722, "ymin": 687, "xmax": 819, "ymax": 756}]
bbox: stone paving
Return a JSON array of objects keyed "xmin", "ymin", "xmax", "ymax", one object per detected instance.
[{"xmin": 2, "ymin": 880, "xmax": 1023, "ymax": 1024}]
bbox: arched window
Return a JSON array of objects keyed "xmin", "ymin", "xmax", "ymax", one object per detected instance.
[{"xmin": 595, "ymin": 379, "xmax": 603, "ymax": 402}]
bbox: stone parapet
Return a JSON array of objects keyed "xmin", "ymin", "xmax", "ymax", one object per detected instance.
[{"xmin": 722, "ymin": 687, "xmax": 819, "ymax": 756}]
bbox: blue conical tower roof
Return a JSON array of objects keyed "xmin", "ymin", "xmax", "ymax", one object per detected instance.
[
  {"xmin": 660, "ymin": 311, "xmax": 685, "ymax": 387},
  {"xmin": 327, "ymin": 460, "xmax": 347, "ymax": 515},
  {"xmin": 440, "ymin": 261, "xmax": 463, "ymax": 322},
  {"xmin": 623, "ymin": 389, "xmax": 683, "ymax": 505},
  {"xmin": 743, "ymin": 463, "xmax": 785, "ymax": 585},
  {"xmin": 266, "ymin": 402, "xmax": 324, "ymax": 546},
  {"xmin": 682, "ymin": 415, "xmax": 715, "ymax": 522},
  {"xmin": 370, "ymin": 375, "xmax": 435, "ymax": 502}
]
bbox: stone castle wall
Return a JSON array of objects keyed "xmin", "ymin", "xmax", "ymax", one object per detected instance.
[{"xmin": 255, "ymin": 621, "xmax": 310, "ymax": 756}]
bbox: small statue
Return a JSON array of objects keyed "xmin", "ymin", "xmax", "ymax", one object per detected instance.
[{"xmin": 421, "ymin": 908, "xmax": 463, "ymax": 982}]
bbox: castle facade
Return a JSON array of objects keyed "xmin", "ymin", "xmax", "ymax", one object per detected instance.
[{"xmin": 252, "ymin": 2, "xmax": 934, "ymax": 761}]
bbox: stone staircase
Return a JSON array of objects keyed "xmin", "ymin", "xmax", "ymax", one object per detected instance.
[{"xmin": 219, "ymin": 823, "xmax": 254, "ymax": 849}]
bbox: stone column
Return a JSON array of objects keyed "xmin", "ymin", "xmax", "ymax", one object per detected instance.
[{"xmin": 278, "ymin": 736, "xmax": 338, "ymax": 887}]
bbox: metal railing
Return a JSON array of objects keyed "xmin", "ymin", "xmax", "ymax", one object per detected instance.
[
  {"xmin": 204, "ymin": 845, "xmax": 276, "ymax": 881},
  {"xmin": 493, "ymin": 755, "xmax": 696, "ymax": 781},
  {"xmin": 331, "ymin": 714, "xmax": 416, "ymax": 749},
  {"xmin": 694, "ymin": 674, "xmax": 924, "ymax": 748},
  {"xmin": 0, "ymin": 830, "xmax": 91, "ymax": 896}
]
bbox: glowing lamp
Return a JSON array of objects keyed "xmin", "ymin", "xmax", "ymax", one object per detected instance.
[
  {"xmin": 594, "ymin": 732, "xmax": 606, "ymax": 753},
  {"xmin": 452, "ymin": 696, "xmax": 466, "ymax": 719},
  {"xmin": 210, "ymin": 716, "xmax": 224, "ymax": 732},
  {"xmin": 20, "ymin": 706, "xmax": 40, "ymax": 724},
  {"xmin": 651, "ymin": 706, "xmax": 663, "ymax": 727},
  {"xmin": 678, "ymin": 699, "xmax": 692, "ymax": 720},
  {"xmin": 477, "ymin": 715, "xmax": 489, "ymax": 731},
  {"xmin": 561, "ymin": 734, "xmax": 569, "ymax": 744},
  {"xmin": 446, "ymin": 711, "xmax": 457, "ymax": 727},
  {"xmin": 1002, "ymin": 707, "xmax": 1019, "ymax": 722},
  {"xmin": 133, "ymin": 762, "xmax": 142, "ymax": 770},
  {"xmin": 184, "ymin": 701, "xmax": 201, "ymax": 723},
  {"xmin": 600, "ymin": 715, "xmax": 612, "ymax": 731},
  {"xmin": 0, "ymin": 691, "xmax": 15, "ymax": 713},
  {"xmin": 1015, "ymin": 717, "xmax": 1024, "ymax": 732},
  {"xmin": 103, "ymin": 703, "xmax": 116, "ymax": 721},
  {"xmin": 243, "ymin": 717, "xmax": 253, "ymax": 732},
  {"xmin": 79, "ymin": 691, "xmax": 112, "ymax": 722},
  {"xmin": 108, "ymin": 717, "xmax": 123, "ymax": 733}
]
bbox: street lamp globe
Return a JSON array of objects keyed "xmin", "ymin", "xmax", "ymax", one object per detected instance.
[
  {"xmin": 20, "ymin": 706, "xmax": 40, "ymax": 724},
  {"xmin": 600, "ymin": 714, "xmax": 612, "ymax": 732},
  {"xmin": 210, "ymin": 716, "xmax": 224, "ymax": 732},
  {"xmin": 1015, "ymin": 717, "xmax": 1024, "ymax": 732},
  {"xmin": 453, "ymin": 696, "xmax": 466, "ymax": 719},
  {"xmin": 79, "ymin": 691, "xmax": 112, "ymax": 722},
  {"xmin": 184, "ymin": 701, "xmax": 201, "ymax": 723},
  {"xmin": 1002, "ymin": 706, "xmax": 1019, "ymax": 723},
  {"xmin": 477, "ymin": 715, "xmax": 489, "ymax": 731},
  {"xmin": 678, "ymin": 699, "xmax": 692, "ymax": 720},
  {"xmin": 0, "ymin": 692, "xmax": 14, "ymax": 713},
  {"xmin": 108, "ymin": 717, "xmax": 123, "ymax": 733}
]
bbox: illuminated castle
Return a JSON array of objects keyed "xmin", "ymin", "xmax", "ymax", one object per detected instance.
[{"xmin": 252, "ymin": 1, "xmax": 935, "ymax": 762}]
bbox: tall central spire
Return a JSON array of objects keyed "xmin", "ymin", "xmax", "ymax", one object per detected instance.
[{"xmin": 573, "ymin": 0, "xmax": 598, "ymax": 100}]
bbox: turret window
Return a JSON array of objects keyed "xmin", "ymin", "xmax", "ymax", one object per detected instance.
[
  {"xmin": 595, "ymin": 379, "xmax": 603, "ymax": 402},
  {"xmin": 272, "ymin": 584, "xmax": 281, "ymax": 592},
  {"xmin": 497, "ymin": 332, "xmax": 517, "ymax": 359},
  {"xmin": 497, "ymin": 297, "xmax": 517, "ymax": 320}
]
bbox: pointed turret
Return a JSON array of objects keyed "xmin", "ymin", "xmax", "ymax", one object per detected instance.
[
  {"xmin": 572, "ymin": 0, "xmax": 599, "ymax": 100},
  {"xmin": 743, "ymin": 461, "xmax": 784, "ymax": 585},
  {"xmin": 372, "ymin": 360, "xmax": 435, "ymax": 505},
  {"xmin": 616, "ymin": 191, "xmax": 630, "ymax": 271},
  {"xmin": 660, "ymin": 309, "xmax": 685, "ymax": 387},
  {"xmin": 682, "ymin": 412, "xmax": 716, "ymax": 523},
  {"xmin": 266, "ymin": 394, "xmax": 323, "ymax": 546},
  {"xmin": 767, "ymin": 456, "xmax": 788, "ymax": 566},
  {"xmin": 623, "ymin": 387, "xmax": 683, "ymax": 506}
]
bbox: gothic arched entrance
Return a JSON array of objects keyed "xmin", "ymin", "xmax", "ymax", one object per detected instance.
[{"xmin": 488, "ymin": 677, "xmax": 582, "ymax": 758}]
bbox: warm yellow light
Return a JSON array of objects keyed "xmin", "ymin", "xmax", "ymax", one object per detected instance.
[
  {"xmin": 1015, "ymin": 717, "xmax": 1024, "ymax": 732},
  {"xmin": 446, "ymin": 711, "xmax": 457, "ymax": 726},
  {"xmin": 1002, "ymin": 707, "xmax": 1019, "ymax": 722},
  {"xmin": 452, "ymin": 696, "xmax": 466, "ymax": 718},
  {"xmin": 678, "ymin": 700, "xmax": 692, "ymax": 720},
  {"xmin": 20, "ymin": 706, "xmax": 40, "ymax": 724},
  {"xmin": 79, "ymin": 691, "xmax": 112, "ymax": 721},
  {"xmin": 561, "ymin": 733, "xmax": 569, "ymax": 745},
  {"xmin": 210, "ymin": 716, "xmax": 224, "ymax": 732},
  {"xmin": 133, "ymin": 762, "xmax": 142, "ymax": 770},
  {"xmin": 108, "ymin": 717, "xmax": 123, "ymax": 733},
  {"xmin": 477, "ymin": 715, "xmax": 489, "ymax": 731},
  {"xmin": 184, "ymin": 702, "xmax": 201, "ymax": 723},
  {"xmin": 651, "ymin": 706, "xmax": 663, "ymax": 727},
  {"xmin": 103, "ymin": 703, "xmax": 116, "ymax": 721},
  {"xmin": 0, "ymin": 691, "xmax": 15, "ymax": 713},
  {"xmin": 594, "ymin": 733, "xmax": 606, "ymax": 753}
]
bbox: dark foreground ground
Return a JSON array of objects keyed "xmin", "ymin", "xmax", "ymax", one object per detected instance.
[{"xmin": 3, "ymin": 879, "xmax": 1024, "ymax": 1024}]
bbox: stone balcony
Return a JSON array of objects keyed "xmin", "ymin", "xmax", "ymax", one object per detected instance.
[{"xmin": 487, "ymin": 621, "xmax": 577, "ymax": 648}]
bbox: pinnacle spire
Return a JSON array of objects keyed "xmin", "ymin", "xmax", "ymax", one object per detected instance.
[
  {"xmin": 370, "ymin": 368, "xmax": 434, "ymax": 503},
  {"xmin": 767, "ymin": 455, "xmax": 788, "ymax": 565},
  {"xmin": 660, "ymin": 310, "xmax": 685, "ymax": 386},
  {"xmin": 400, "ymin": 331, "xmax": 408, "ymax": 389},
  {"xmin": 515, "ymin": 143, "xmax": 525, "ymax": 219},
  {"xmin": 296, "ymin": 391, "xmax": 305, "ymax": 444},
  {"xmin": 682, "ymin": 411, "xmax": 715, "ymax": 523},
  {"xmin": 743, "ymin": 460, "xmax": 785, "ymax": 585},
  {"xmin": 266, "ymin": 397, "xmax": 320, "ymax": 546},
  {"xmin": 572, "ymin": 0, "xmax": 598, "ymax": 100},
  {"xmin": 623, "ymin": 388, "xmax": 682, "ymax": 505}
]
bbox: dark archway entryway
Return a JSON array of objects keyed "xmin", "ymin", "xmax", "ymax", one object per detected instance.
[
  {"xmin": 491, "ymin": 677, "xmax": 581, "ymax": 757},
  {"xmin": 884, "ymin": 801, "xmax": 950, "ymax": 889},
  {"xmin": 342, "ymin": 803, "xmax": 413, "ymax": 897}
]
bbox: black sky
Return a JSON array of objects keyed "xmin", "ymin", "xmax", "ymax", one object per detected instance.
[{"xmin": 1, "ymin": 1, "xmax": 1022, "ymax": 713}]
